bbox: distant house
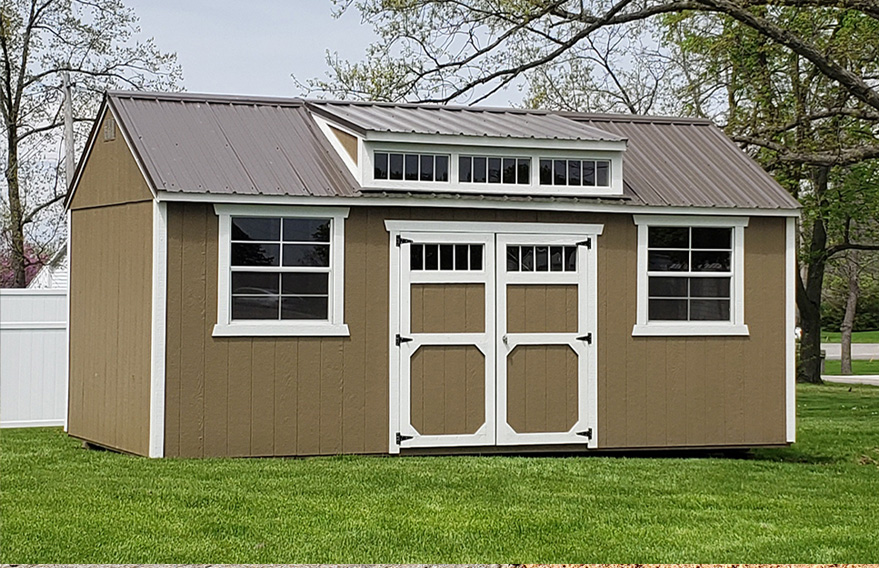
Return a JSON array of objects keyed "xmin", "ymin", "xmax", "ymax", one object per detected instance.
[
  {"xmin": 27, "ymin": 249, "xmax": 68, "ymax": 290},
  {"xmin": 65, "ymin": 91, "xmax": 800, "ymax": 458}
]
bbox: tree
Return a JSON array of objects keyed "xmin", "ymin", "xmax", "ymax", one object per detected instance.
[
  {"xmin": 305, "ymin": 0, "xmax": 879, "ymax": 383},
  {"xmin": 1, "ymin": 0, "xmax": 181, "ymax": 287}
]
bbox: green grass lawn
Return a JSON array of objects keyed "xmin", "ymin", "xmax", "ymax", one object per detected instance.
[
  {"xmin": 823, "ymin": 359, "xmax": 879, "ymax": 375},
  {"xmin": 2, "ymin": 384, "xmax": 879, "ymax": 563},
  {"xmin": 820, "ymin": 329, "xmax": 879, "ymax": 343}
]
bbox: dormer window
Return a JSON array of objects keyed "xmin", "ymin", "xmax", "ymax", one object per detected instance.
[
  {"xmin": 539, "ymin": 159, "xmax": 611, "ymax": 187},
  {"xmin": 373, "ymin": 152, "xmax": 449, "ymax": 182},
  {"xmin": 458, "ymin": 155, "xmax": 530, "ymax": 185}
]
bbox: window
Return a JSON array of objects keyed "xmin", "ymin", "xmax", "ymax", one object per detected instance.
[
  {"xmin": 506, "ymin": 245, "xmax": 576, "ymax": 272},
  {"xmin": 539, "ymin": 159, "xmax": 610, "ymax": 187},
  {"xmin": 410, "ymin": 243, "xmax": 483, "ymax": 271},
  {"xmin": 214, "ymin": 205, "xmax": 349, "ymax": 337},
  {"xmin": 374, "ymin": 152, "xmax": 449, "ymax": 182},
  {"xmin": 633, "ymin": 216, "xmax": 748, "ymax": 336},
  {"xmin": 458, "ymin": 156, "xmax": 530, "ymax": 184}
]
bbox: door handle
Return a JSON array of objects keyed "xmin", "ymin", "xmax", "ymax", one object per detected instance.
[{"xmin": 502, "ymin": 334, "xmax": 508, "ymax": 345}]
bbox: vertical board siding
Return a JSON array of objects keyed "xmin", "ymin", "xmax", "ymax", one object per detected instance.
[
  {"xmin": 507, "ymin": 345, "xmax": 578, "ymax": 434},
  {"xmin": 411, "ymin": 284, "xmax": 485, "ymax": 333},
  {"xmin": 165, "ymin": 205, "xmax": 788, "ymax": 456},
  {"xmin": 68, "ymin": 202, "xmax": 152, "ymax": 455},
  {"xmin": 507, "ymin": 285, "xmax": 578, "ymax": 333}
]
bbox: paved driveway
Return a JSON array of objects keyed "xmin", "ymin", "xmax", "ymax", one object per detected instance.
[
  {"xmin": 820, "ymin": 343, "xmax": 879, "ymax": 360},
  {"xmin": 823, "ymin": 375, "xmax": 879, "ymax": 387}
]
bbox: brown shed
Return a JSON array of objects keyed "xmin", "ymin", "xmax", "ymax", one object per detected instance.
[{"xmin": 66, "ymin": 91, "xmax": 799, "ymax": 458}]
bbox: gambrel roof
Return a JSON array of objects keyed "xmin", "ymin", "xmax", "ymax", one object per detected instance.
[{"xmin": 91, "ymin": 91, "xmax": 798, "ymax": 211}]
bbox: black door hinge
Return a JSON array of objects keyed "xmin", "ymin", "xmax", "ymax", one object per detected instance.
[
  {"xmin": 576, "ymin": 238, "xmax": 592, "ymax": 249},
  {"xmin": 395, "ymin": 333, "xmax": 413, "ymax": 346},
  {"xmin": 396, "ymin": 432, "xmax": 414, "ymax": 445},
  {"xmin": 576, "ymin": 428, "xmax": 593, "ymax": 440},
  {"xmin": 576, "ymin": 332, "xmax": 593, "ymax": 344},
  {"xmin": 396, "ymin": 235, "xmax": 413, "ymax": 247}
]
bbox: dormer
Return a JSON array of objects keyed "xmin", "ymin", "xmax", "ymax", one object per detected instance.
[{"xmin": 307, "ymin": 101, "xmax": 627, "ymax": 197}]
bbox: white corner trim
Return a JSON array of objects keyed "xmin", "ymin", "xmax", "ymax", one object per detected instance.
[
  {"xmin": 312, "ymin": 114, "xmax": 361, "ymax": 182},
  {"xmin": 149, "ymin": 201, "xmax": 168, "ymax": 458},
  {"xmin": 632, "ymin": 323, "xmax": 750, "ymax": 336},
  {"xmin": 212, "ymin": 322, "xmax": 350, "ymax": 337},
  {"xmin": 785, "ymin": 216, "xmax": 797, "ymax": 443},
  {"xmin": 214, "ymin": 204, "xmax": 349, "ymax": 337},
  {"xmin": 64, "ymin": 209, "xmax": 71, "ymax": 432},
  {"xmin": 385, "ymin": 220, "xmax": 604, "ymax": 235}
]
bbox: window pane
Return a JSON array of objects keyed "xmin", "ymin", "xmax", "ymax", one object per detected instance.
[
  {"xmin": 458, "ymin": 156, "xmax": 472, "ymax": 182},
  {"xmin": 517, "ymin": 159, "xmax": 530, "ymax": 184},
  {"xmin": 455, "ymin": 245, "xmax": 469, "ymax": 270},
  {"xmin": 232, "ymin": 296, "xmax": 279, "ymax": 320},
  {"xmin": 690, "ymin": 299, "xmax": 730, "ymax": 321},
  {"xmin": 283, "ymin": 219, "xmax": 330, "ymax": 242},
  {"xmin": 440, "ymin": 244, "xmax": 454, "ymax": 270},
  {"xmin": 473, "ymin": 157, "xmax": 487, "ymax": 183},
  {"xmin": 564, "ymin": 246, "xmax": 577, "ymax": 271},
  {"xmin": 282, "ymin": 272, "xmax": 328, "ymax": 295},
  {"xmin": 507, "ymin": 246, "xmax": 520, "ymax": 271},
  {"xmin": 648, "ymin": 227, "xmax": 689, "ymax": 248},
  {"xmin": 470, "ymin": 244, "xmax": 483, "ymax": 270},
  {"xmin": 648, "ymin": 277, "xmax": 688, "ymax": 297},
  {"xmin": 568, "ymin": 160, "xmax": 581, "ymax": 186},
  {"xmin": 690, "ymin": 277, "xmax": 730, "ymax": 298},
  {"xmin": 435, "ymin": 155, "xmax": 449, "ymax": 182},
  {"xmin": 596, "ymin": 160, "xmax": 609, "ymax": 186},
  {"xmin": 692, "ymin": 251, "xmax": 731, "ymax": 272},
  {"xmin": 553, "ymin": 160, "xmax": 567, "ymax": 185},
  {"xmin": 231, "ymin": 217, "xmax": 279, "ymax": 241},
  {"xmin": 420, "ymin": 155, "xmax": 434, "ymax": 181},
  {"xmin": 503, "ymin": 158, "xmax": 516, "ymax": 184},
  {"xmin": 649, "ymin": 299, "xmax": 687, "ymax": 321},
  {"xmin": 404, "ymin": 154, "xmax": 419, "ymax": 180},
  {"xmin": 389, "ymin": 153, "xmax": 403, "ymax": 180},
  {"xmin": 521, "ymin": 246, "xmax": 534, "ymax": 271},
  {"xmin": 424, "ymin": 244, "xmax": 438, "ymax": 270},
  {"xmin": 282, "ymin": 244, "xmax": 330, "ymax": 267},
  {"xmin": 410, "ymin": 244, "xmax": 424, "ymax": 270},
  {"xmin": 535, "ymin": 246, "xmax": 549, "ymax": 271},
  {"xmin": 550, "ymin": 246, "xmax": 564, "ymax": 271},
  {"xmin": 488, "ymin": 157, "xmax": 502, "ymax": 183},
  {"xmin": 374, "ymin": 152, "xmax": 389, "ymax": 179},
  {"xmin": 648, "ymin": 250, "xmax": 689, "ymax": 271},
  {"xmin": 539, "ymin": 159, "xmax": 552, "ymax": 185},
  {"xmin": 583, "ymin": 160, "xmax": 595, "ymax": 186},
  {"xmin": 232, "ymin": 243, "xmax": 280, "ymax": 266},
  {"xmin": 232, "ymin": 272, "xmax": 279, "ymax": 295},
  {"xmin": 281, "ymin": 296, "xmax": 328, "ymax": 320},
  {"xmin": 692, "ymin": 227, "xmax": 731, "ymax": 249}
]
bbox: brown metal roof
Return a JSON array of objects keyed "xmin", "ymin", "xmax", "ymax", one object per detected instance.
[
  {"xmin": 108, "ymin": 91, "xmax": 359, "ymax": 197},
  {"xmin": 103, "ymin": 91, "xmax": 798, "ymax": 210},
  {"xmin": 306, "ymin": 100, "xmax": 624, "ymax": 142},
  {"xmin": 563, "ymin": 113, "xmax": 800, "ymax": 210}
]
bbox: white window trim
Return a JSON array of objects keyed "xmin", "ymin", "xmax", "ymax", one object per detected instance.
[
  {"xmin": 213, "ymin": 204, "xmax": 350, "ymax": 337},
  {"xmin": 632, "ymin": 215, "xmax": 749, "ymax": 337}
]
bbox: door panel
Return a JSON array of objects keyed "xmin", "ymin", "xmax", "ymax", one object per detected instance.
[
  {"xmin": 397, "ymin": 232, "xmax": 495, "ymax": 448},
  {"xmin": 496, "ymin": 234, "xmax": 594, "ymax": 446}
]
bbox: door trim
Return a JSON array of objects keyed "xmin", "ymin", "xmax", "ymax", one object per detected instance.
[{"xmin": 386, "ymin": 220, "xmax": 604, "ymax": 454}]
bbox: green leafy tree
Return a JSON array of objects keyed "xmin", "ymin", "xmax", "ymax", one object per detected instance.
[{"xmin": 1, "ymin": 0, "xmax": 182, "ymax": 287}]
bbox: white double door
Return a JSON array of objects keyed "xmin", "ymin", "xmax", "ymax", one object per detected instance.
[{"xmin": 391, "ymin": 228, "xmax": 598, "ymax": 451}]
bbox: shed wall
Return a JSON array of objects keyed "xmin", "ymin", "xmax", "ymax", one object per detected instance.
[{"xmin": 164, "ymin": 204, "xmax": 787, "ymax": 456}]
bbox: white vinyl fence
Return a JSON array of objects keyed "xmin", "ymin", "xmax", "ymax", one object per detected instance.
[{"xmin": 0, "ymin": 289, "xmax": 67, "ymax": 428}]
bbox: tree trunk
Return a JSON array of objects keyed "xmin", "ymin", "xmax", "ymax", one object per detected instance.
[
  {"xmin": 840, "ymin": 250, "xmax": 860, "ymax": 375},
  {"xmin": 797, "ymin": 166, "xmax": 830, "ymax": 384},
  {"xmin": 3, "ymin": 125, "xmax": 27, "ymax": 288}
]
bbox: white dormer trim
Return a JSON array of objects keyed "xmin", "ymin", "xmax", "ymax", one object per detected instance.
[
  {"xmin": 312, "ymin": 114, "xmax": 362, "ymax": 183},
  {"xmin": 360, "ymin": 141, "xmax": 625, "ymax": 197},
  {"xmin": 364, "ymin": 131, "xmax": 628, "ymax": 153}
]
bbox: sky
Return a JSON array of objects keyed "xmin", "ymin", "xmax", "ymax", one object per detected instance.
[{"xmin": 125, "ymin": 0, "xmax": 380, "ymax": 99}]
